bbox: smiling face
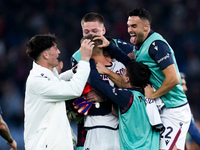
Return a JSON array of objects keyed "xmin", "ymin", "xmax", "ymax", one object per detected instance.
[
  {"xmin": 81, "ymin": 21, "xmax": 106, "ymax": 36},
  {"xmin": 127, "ymin": 16, "xmax": 150, "ymax": 47}
]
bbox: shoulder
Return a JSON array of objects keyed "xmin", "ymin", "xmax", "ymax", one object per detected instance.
[
  {"xmin": 113, "ymin": 38, "xmax": 134, "ymax": 54},
  {"xmin": 150, "ymin": 40, "xmax": 169, "ymax": 50},
  {"xmin": 149, "ymin": 40, "xmax": 171, "ymax": 56}
]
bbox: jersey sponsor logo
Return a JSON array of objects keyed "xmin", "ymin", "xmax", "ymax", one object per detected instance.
[
  {"xmin": 144, "ymin": 98, "xmax": 154, "ymax": 104},
  {"xmin": 157, "ymin": 53, "xmax": 169, "ymax": 63},
  {"xmin": 138, "ymin": 96, "xmax": 145, "ymax": 102}
]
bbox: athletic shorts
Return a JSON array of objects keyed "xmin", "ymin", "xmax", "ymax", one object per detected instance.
[
  {"xmin": 159, "ymin": 103, "xmax": 191, "ymax": 150},
  {"xmin": 83, "ymin": 128, "xmax": 120, "ymax": 150}
]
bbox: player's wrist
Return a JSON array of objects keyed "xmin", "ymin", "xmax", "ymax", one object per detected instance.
[
  {"xmin": 103, "ymin": 67, "xmax": 111, "ymax": 75},
  {"xmin": 7, "ymin": 138, "xmax": 13, "ymax": 144},
  {"xmin": 81, "ymin": 57, "xmax": 90, "ymax": 62}
]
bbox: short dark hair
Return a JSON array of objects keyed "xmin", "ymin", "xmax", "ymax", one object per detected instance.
[
  {"xmin": 81, "ymin": 12, "xmax": 105, "ymax": 25},
  {"xmin": 126, "ymin": 60, "xmax": 151, "ymax": 88},
  {"xmin": 26, "ymin": 33, "xmax": 57, "ymax": 61},
  {"xmin": 128, "ymin": 8, "xmax": 152, "ymax": 24}
]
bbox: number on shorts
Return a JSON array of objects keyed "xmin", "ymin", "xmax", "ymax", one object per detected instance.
[{"xmin": 160, "ymin": 126, "xmax": 173, "ymax": 139}]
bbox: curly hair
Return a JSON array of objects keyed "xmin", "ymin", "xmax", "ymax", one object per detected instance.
[{"xmin": 26, "ymin": 33, "xmax": 57, "ymax": 61}]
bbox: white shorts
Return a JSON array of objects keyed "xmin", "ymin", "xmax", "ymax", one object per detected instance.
[
  {"xmin": 159, "ymin": 103, "xmax": 191, "ymax": 150},
  {"xmin": 83, "ymin": 128, "xmax": 120, "ymax": 150}
]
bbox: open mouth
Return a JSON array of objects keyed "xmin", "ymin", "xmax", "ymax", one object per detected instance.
[
  {"xmin": 130, "ymin": 34, "xmax": 136, "ymax": 44},
  {"xmin": 57, "ymin": 57, "xmax": 61, "ymax": 62}
]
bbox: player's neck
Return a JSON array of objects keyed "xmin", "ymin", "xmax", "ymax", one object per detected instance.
[
  {"xmin": 36, "ymin": 59, "xmax": 54, "ymax": 71},
  {"xmin": 92, "ymin": 55, "xmax": 111, "ymax": 66}
]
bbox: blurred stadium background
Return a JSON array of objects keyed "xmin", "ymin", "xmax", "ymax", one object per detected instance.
[{"xmin": 0, "ymin": 0, "xmax": 200, "ymax": 149}]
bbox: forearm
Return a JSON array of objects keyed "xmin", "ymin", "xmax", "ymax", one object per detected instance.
[
  {"xmin": 107, "ymin": 42, "xmax": 131, "ymax": 66},
  {"xmin": 188, "ymin": 119, "xmax": 200, "ymax": 145},
  {"xmin": 59, "ymin": 69, "xmax": 74, "ymax": 81},
  {"xmin": 150, "ymin": 65, "xmax": 179, "ymax": 99},
  {"xmin": 42, "ymin": 60, "xmax": 90, "ymax": 101},
  {"xmin": 151, "ymin": 79, "xmax": 178, "ymax": 99},
  {"xmin": 105, "ymin": 69, "xmax": 123, "ymax": 88},
  {"xmin": 0, "ymin": 119, "xmax": 13, "ymax": 143}
]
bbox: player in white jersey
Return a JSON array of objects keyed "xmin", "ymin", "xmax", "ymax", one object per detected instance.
[{"xmin": 82, "ymin": 34, "xmax": 124, "ymax": 150}]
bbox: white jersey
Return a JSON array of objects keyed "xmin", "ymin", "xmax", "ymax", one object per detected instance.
[{"xmin": 84, "ymin": 60, "xmax": 125, "ymax": 129}]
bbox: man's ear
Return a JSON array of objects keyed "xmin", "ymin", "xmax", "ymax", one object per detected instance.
[
  {"xmin": 102, "ymin": 26, "xmax": 106, "ymax": 35},
  {"xmin": 60, "ymin": 61, "xmax": 63, "ymax": 70},
  {"xmin": 42, "ymin": 51, "xmax": 49, "ymax": 60},
  {"xmin": 125, "ymin": 76, "xmax": 130, "ymax": 83},
  {"xmin": 143, "ymin": 21, "xmax": 150, "ymax": 32}
]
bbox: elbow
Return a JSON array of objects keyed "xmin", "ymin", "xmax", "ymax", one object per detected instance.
[
  {"xmin": 72, "ymin": 89, "xmax": 83, "ymax": 97},
  {"xmin": 175, "ymin": 75, "xmax": 180, "ymax": 85},
  {"xmin": 172, "ymin": 76, "xmax": 180, "ymax": 87},
  {"xmin": 0, "ymin": 123, "xmax": 6, "ymax": 132}
]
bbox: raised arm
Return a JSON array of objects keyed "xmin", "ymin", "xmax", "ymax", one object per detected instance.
[{"xmin": 0, "ymin": 115, "xmax": 17, "ymax": 150}]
